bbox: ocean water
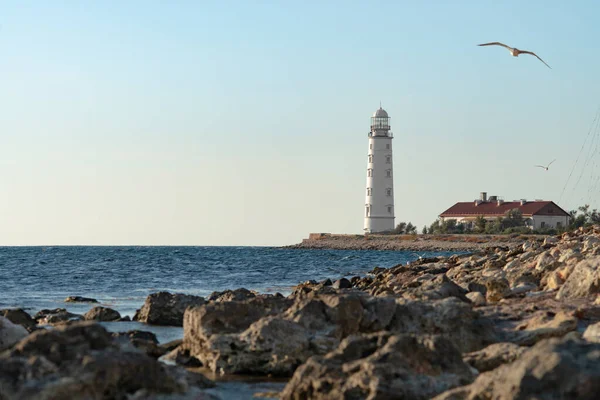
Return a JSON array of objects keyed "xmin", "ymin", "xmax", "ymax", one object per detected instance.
[{"xmin": 0, "ymin": 246, "xmax": 461, "ymax": 399}]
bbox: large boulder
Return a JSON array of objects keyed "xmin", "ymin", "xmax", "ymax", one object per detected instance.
[
  {"xmin": 556, "ymin": 256, "xmax": 600, "ymax": 300},
  {"xmin": 207, "ymin": 288, "xmax": 257, "ymax": 302},
  {"xmin": 433, "ymin": 336, "xmax": 600, "ymax": 400},
  {"xmin": 0, "ymin": 321, "xmax": 214, "ymax": 400},
  {"xmin": 133, "ymin": 292, "xmax": 206, "ymax": 326},
  {"xmin": 0, "ymin": 309, "xmax": 37, "ymax": 332},
  {"xmin": 463, "ymin": 342, "xmax": 527, "ymax": 372},
  {"xmin": 64, "ymin": 296, "xmax": 98, "ymax": 303},
  {"xmin": 183, "ymin": 293, "xmax": 495, "ymax": 376},
  {"xmin": 0, "ymin": 317, "xmax": 28, "ymax": 351},
  {"xmin": 281, "ymin": 333, "xmax": 475, "ymax": 400},
  {"xmin": 84, "ymin": 306, "xmax": 121, "ymax": 322},
  {"xmin": 33, "ymin": 308, "xmax": 82, "ymax": 325}
]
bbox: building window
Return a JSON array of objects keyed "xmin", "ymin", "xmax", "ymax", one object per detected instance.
[
  {"xmin": 368, "ymin": 155, "xmax": 373, "ymax": 163},
  {"xmin": 386, "ymin": 155, "xmax": 391, "ymax": 164},
  {"xmin": 386, "ymin": 144, "xmax": 390, "ymax": 150},
  {"xmin": 387, "ymin": 206, "xmax": 392, "ymax": 213},
  {"xmin": 365, "ymin": 205, "xmax": 370, "ymax": 217},
  {"xmin": 370, "ymin": 144, "xmax": 373, "ymax": 150},
  {"xmin": 386, "ymin": 169, "xmax": 391, "ymax": 177},
  {"xmin": 541, "ymin": 221, "xmax": 546, "ymax": 228},
  {"xmin": 386, "ymin": 188, "xmax": 392, "ymax": 196},
  {"xmin": 368, "ymin": 169, "xmax": 373, "ymax": 177},
  {"xmin": 556, "ymin": 222, "xmax": 562, "ymax": 228},
  {"xmin": 366, "ymin": 188, "xmax": 372, "ymax": 196}
]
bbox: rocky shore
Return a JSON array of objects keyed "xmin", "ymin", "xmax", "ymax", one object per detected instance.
[
  {"xmin": 2, "ymin": 226, "xmax": 600, "ymax": 398},
  {"xmin": 285, "ymin": 232, "xmax": 529, "ymax": 251}
]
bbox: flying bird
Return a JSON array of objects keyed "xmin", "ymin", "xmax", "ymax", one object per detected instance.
[
  {"xmin": 478, "ymin": 42, "xmax": 551, "ymax": 69},
  {"xmin": 535, "ymin": 159, "xmax": 556, "ymax": 171}
]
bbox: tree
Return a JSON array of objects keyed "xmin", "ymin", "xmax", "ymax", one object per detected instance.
[
  {"xmin": 405, "ymin": 222, "xmax": 417, "ymax": 234},
  {"xmin": 394, "ymin": 222, "xmax": 407, "ymax": 234},
  {"xmin": 422, "ymin": 225, "xmax": 428, "ymax": 234},
  {"xmin": 503, "ymin": 208, "xmax": 524, "ymax": 229},
  {"xmin": 473, "ymin": 215, "xmax": 487, "ymax": 233}
]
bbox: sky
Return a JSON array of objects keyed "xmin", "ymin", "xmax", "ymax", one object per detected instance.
[{"xmin": 1, "ymin": 1, "xmax": 600, "ymax": 246}]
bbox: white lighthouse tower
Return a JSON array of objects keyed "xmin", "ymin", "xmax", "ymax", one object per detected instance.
[{"xmin": 364, "ymin": 106, "xmax": 395, "ymax": 233}]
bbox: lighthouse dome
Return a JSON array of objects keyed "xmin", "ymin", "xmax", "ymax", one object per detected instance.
[{"xmin": 372, "ymin": 107, "xmax": 388, "ymax": 118}]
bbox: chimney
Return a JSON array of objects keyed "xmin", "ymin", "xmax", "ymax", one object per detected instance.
[
  {"xmin": 489, "ymin": 195, "xmax": 497, "ymax": 202},
  {"xmin": 475, "ymin": 200, "xmax": 482, "ymax": 206},
  {"xmin": 520, "ymin": 199, "xmax": 527, "ymax": 206},
  {"xmin": 497, "ymin": 199, "xmax": 504, "ymax": 206},
  {"xmin": 480, "ymin": 192, "xmax": 487, "ymax": 202}
]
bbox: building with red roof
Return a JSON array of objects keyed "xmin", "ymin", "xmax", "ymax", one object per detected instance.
[{"xmin": 439, "ymin": 192, "xmax": 570, "ymax": 230}]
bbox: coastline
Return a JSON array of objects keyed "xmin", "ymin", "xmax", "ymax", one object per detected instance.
[{"xmin": 283, "ymin": 233, "xmax": 544, "ymax": 251}]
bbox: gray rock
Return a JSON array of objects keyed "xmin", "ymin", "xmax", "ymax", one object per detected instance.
[
  {"xmin": 463, "ymin": 342, "xmax": 527, "ymax": 372},
  {"xmin": 433, "ymin": 336, "xmax": 600, "ymax": 400},
  {"xmin": 332, "ymin": 278, "xmax": 352, "ymax": 289},
  {"xmin": 556, "ymin": 256, "xmax": 600, "ymax": 300},
  {"xmin": 0, "ymin": 321, "xmax": 214, "ymax": 400},
  {"xmin": 0, "ymin": 309, "xmax": 36, "ymax": 332},
  {"xmin": 582, "ymin": 321, "xmax": 600, "ymax": 343},
  {"xmin": 207, "ymin": 288, "xmax": 256, "ymax": 302},
  {"xmin": 34, "ymin": 308, "xmax": 83, "ymax": 325},
  {"xmin": 133, "ymin": 292, "xmax": 206, "ymax": 326},
  {"xmin": 281, "ymin": 333, "xmax": 475, "ymax": 400},
  {"xmin": 84, "ymin": 306, "xmax": 121, "ymax": 322},
  {"xmin": 0, "ymin": 316, "xmax": 28, "ymax": 351},
  {"xmin": 64, "ymin": 296, "xmax": 98, "ymax": 303},
  {"xmin": 466, "ymin": 291, "xmax": 486, "ymax": 306}
]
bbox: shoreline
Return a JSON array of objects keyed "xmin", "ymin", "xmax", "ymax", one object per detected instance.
[{"xmin": 284, "ymin": 233, "xmax": 546, "ymax": 251}]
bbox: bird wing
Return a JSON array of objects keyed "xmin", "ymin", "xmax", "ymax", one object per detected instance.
[
  {"xmin": 478, "ymin": 42, "xmax": 512, "ymax": 50},
  {"xmin": 520, "ymin": 50, "xmax": 551, "ymax": 69},
  {"xmin": 534, "ymin": 165, "xmax": 546, "ymax": 168},
  {"xmin": 548, "ymin": 159, "xmax": 556, "ymax": 167}
]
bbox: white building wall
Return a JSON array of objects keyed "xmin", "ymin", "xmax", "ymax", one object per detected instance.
[
  {"xmin": 364, "ymin": 136, "xmax": 394, "ymax": 233},
  {"xmin": 531, "ymin": 215, "xmax": 570, "ymax": 230}
]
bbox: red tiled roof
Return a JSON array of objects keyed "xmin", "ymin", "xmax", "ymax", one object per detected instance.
[{"xmin": 440, "ymin": 201, "xmax": 570, "ymax": 217}]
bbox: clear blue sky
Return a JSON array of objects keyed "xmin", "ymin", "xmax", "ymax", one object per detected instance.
[{"xmin": 1, "ymin": 1, "xmax": 599, "ymax": 245}]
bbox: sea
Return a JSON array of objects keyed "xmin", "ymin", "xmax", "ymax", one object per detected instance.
[{"xmin": 0, "ymin": 246, "xmax": 461, "ymax": 399}]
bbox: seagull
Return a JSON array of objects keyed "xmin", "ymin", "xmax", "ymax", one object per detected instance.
[
  {"xmin": 478, "ymin": 42, "xmax": 551, "ymax": 69},
  {"xmin": 535, "ymin": 159, "xmax": 556, "ymax": 171}
]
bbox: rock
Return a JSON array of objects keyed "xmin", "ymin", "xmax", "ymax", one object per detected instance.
[
  {"xmin": 161, "ymin": 346, "xmax": 203, "ymax": 367},
  {"xmin": 0, "ymin": 316, "xmax": 28, "ymax": 351},
  {"xmin": 402, "ymin": 274, "xmax": 469, "ymax": 302},
  {"xmin": 185, "ymin": 295, "xmax": 293, "ymax": 339},
  {"xmin": 64, "ymin": 296, "xmax": 98, "ymax": 303},
  {"xmin": 332, "ymin": 278, "xmax": 352, "ymax": 289},
  {"xmin": 112, "ymin": 330, "xmax": 158, "ymax": 343},
  {"xmin": 545, "ymin": 270, "xmax": 565, "ymax": 290},
  {"xmin": 0, "ymin": 322, "xmax": 214, "ymax": 400},
  {"xmin": 466, "ymin": 291, "xmax": 486, "ymax": 306},
  {"xmin": 463, "ymin": 342, "xmax": 527, "ymax": 372},
  {"xmin": 534, "ymin": 250, "xmax": 560, "ymax": 273},
  {"xmin": 207, "ymin": 288, "xmax": 256, "ymax": 302},
  {"xmin": 556, "ymin": 256, "xmax": 600, "ymax": 300},
  {"xmin": 34, "ymin": 308, "xmax": 83, "ymax": 325},
  {"xmin": 582, "ymin": 321, "xmax": 600, "ymax": 342},
  {"xmin": 281, "ymin": 333, "xmax": 475, "ymax": 400},
  {"xmin": 433, "ymin": 336, "xmax": 600, "ymax": 400},
  {"xmin": 510, "ymin": 311, "xmax": 578, "ymax": 346},
  {"xmin": 485, "ymin": 277, "xmax": 511, "ymax": 303},
  {"xmin": 0, "ymin": 309, "xmax": 37, "ymax": 332},
  {"xmin": 84, "ymin": 306, "xmax": 121, "ymax": 322},
  {"xmin": 133, "ymin": 292, "xmax": 206, "ymax": 326},
  {"xmin": 583, "ymin": 236, "xmax": 600, "ymax": 253}
]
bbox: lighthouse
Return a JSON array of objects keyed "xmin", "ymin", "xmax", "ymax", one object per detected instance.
[{"xmin": 364, "ymin": 106, "xmax": 395, "ymax": 233}]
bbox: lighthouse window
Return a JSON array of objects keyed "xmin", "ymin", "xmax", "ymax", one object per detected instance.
[
  {"xmin": 386, "ymin": 170, "xmax": 391, "ymax": 177},
  {"xmin": 370, "ymin": 144, "xmax": 373, "ymax": 149},
  {"xmin": 386, "ymin": 144, "xmax": 390, "ymax": 149},
  {"xmin": 366, "ymin": 188, "xmax": 372, "ymax": 196},
  {"xmin": 387, "ymin": 206, "xmax": 392, "ymax": 213},
  {"xmin": 386, "ymin": 156, "xmax": 391, "ymax": 164},
  {"xmin": 368, "ymin": 169, "xmax": 373, "ymax": 177},
  {"xmin": 368, "ymin": 155, "xmax": 373, "ymax": 163},
  {"xmin": 386, "ymin": 188, "xmax": 392, "ymax": 196}
]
